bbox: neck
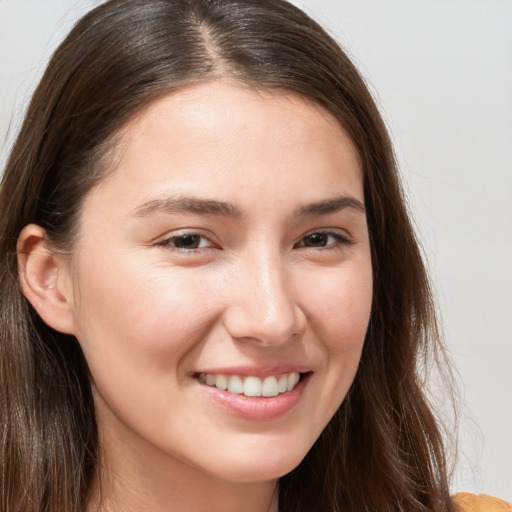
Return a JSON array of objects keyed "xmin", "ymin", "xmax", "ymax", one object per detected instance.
[{"xmin": 88, "ymin": 474, "xmax": 278, "ymax": 512}]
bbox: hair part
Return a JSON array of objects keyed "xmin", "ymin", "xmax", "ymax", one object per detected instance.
[{"xmin": 0, "ymin": 1, "xmax": 457, "ymax": 511}]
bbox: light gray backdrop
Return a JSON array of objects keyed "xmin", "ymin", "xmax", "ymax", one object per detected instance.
[{"xmin": 1, "ymin": 0, "xmax": 510, "ymax": 500}]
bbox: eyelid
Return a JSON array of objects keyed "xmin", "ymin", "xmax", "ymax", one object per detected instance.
[
  {"xmin": 294, "ymin": 229, "xmax": 354, "ymax": 249},
  {"xmin": 155, "ymin": 229, "xmax": 219, "ymax": 252}
]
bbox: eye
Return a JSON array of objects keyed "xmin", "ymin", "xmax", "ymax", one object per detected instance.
[
  {"xmin": 156, "ymin": 232, "xmax": 215, "ymax": 251},
  {"xmin": 295, "ymin": 231, "xmax": 353, "ymax": 249}
]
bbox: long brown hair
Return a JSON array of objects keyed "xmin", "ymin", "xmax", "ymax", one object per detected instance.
[{"xmin": 0, "ymin": 1, "xmax": 456, "ymax": 511}]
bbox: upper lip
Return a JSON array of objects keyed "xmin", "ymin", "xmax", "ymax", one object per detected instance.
[{"xmin": 195, "ymin": 364, "xmax": 312, "ymax": 378}]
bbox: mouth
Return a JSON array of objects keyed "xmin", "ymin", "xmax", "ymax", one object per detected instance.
[
  {"xmin": 196, "ymin": 370, "xmax": 312, "ymax": 420},
  {"xmin": 198, "ymin": 371, "xmax": 303, "ymax": 398}
]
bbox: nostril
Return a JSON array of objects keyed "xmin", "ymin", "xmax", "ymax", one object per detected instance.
[{"xmin": 222, "ymin": 304, "xmax": 305, "ymax": 346}]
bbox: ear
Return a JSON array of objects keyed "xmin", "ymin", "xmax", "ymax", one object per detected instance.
[{"xmin": 17, "ymin": 224, "xmax": 77, "ymax": 335}]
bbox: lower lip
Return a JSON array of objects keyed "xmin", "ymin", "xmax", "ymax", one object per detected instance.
[{"xmin": 200, "ymin": 374, "xmax": 310, "ymax": 421}]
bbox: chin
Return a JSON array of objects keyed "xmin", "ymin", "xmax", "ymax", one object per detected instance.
[{"xmin": 201, "ymin": 442, "xmax": 310, "ymax": 484}]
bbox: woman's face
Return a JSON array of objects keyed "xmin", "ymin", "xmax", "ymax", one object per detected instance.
[{"xmin": 66, "ymin": 82, "xmax": 373, "ymax": 484}]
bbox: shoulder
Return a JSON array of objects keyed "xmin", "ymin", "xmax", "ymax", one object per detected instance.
[{"xmin": 453, "ymin": 493, "xmax": 512, "ymax": 512}]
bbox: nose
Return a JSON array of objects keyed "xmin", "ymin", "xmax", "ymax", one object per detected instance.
[{"xmin": 222, "ymin": 249, "xmax": 307, "ymax": 346}]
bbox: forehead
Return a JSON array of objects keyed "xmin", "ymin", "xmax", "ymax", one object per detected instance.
[
  {"xmin": 87, "ymin": 81, "xmax": 363, "ymax": 216},
  {"xmin": 115, "ymin": 82, "xmax": 358, "ymax": 162}
]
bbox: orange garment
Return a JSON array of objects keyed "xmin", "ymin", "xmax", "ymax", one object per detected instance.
[{"xmin": 454, "ymin": 493, "xmax": 512, "ymax": 512}]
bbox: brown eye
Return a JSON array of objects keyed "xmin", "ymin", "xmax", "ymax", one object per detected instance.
[
  {"xmin": 172, "ymin": 234, "xmax": 203, "ymax": 249},
  {"xmin": 157, "ymin": 232, "xmax": 213, "ymax": 251},
  {"xmin": 295, "ymin": 231, "xmax": 353, "ymax": 250},
  {"xmin": 302, "ymin": 233, "xmax": 330, "ymax": 247}
]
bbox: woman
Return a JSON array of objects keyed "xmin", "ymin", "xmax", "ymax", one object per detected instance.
[{"xmin": 0, "ymin": 1, "xmax": 508, "ymax": 511}]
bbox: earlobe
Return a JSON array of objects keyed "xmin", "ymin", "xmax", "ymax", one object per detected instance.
[{"xmin": 17, "ymin": 224, "xmax": 77, "ymax": 335}]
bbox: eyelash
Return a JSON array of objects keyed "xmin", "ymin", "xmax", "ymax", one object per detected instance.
[
  {"xmin": 294, "ymin": 230, "xmax": 354, "ymax": 250},
  {"xmin": 155, "ymin": 230, "xmax": 353, "ymax": 253},
  {"xmin": 156, "ymin": 232, "xmax": 215, "ymax": 253}
]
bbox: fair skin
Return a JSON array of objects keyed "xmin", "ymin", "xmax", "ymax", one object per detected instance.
[{"xmin": 18, "ymin": 82, "xmax": 373, "ymax": 512}]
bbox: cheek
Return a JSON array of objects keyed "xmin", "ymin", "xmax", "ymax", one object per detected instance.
[
  {"xmin": 306, "ymin": 261, "xmax": 373, "ymax": 350},
  {"xmin": 72, "ymin": 259, "xmax": 223, "ymax": 376},
  {"xmin": 306, "ymin": 261, "xmax": 372, "ymax": 414}
]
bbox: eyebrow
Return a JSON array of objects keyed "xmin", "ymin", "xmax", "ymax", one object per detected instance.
[
  {"xmin": 131, "ymin": 194, "xmax": 365, "ymax": 219},
  {"xmin": 296, "ymin": 196, "xmax": 366, "ymax": 216},
  {"xmin": 132, "ymin": 196, "xmax": 242, "ymax": 218}
]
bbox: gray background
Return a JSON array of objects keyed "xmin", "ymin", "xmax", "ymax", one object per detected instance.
[{"xmin": 1, "ymin": 0, "xmax": 510, "ymax": 500}]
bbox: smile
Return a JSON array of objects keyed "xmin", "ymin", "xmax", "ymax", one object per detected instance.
[{"xmin": 199, "ymin": 371, "xmax": 301, "ymax": 397}]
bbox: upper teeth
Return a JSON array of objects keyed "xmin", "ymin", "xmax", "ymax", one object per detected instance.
[{"xmin": 200, "ymin": 372, "xmax": 301, "ymax": 397}]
